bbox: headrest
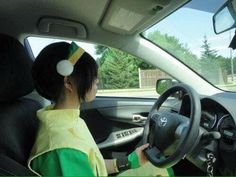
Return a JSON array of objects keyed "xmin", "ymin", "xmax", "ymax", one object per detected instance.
[{"xmin": 0, "ymin": 34, "xmax": 34, "ymax": 101}]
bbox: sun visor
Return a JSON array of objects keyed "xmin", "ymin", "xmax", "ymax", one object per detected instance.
[
  {"xmin": 38, "ymin": 17, "xmax": 87, "ymax": 39},
  {"xmin": 101, "ymin": 0, "xmax": 171, "ymax": 35}
]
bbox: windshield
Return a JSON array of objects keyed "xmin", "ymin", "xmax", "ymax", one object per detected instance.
[{"xmin": 143, "ymin": 0, "xmax": 236, "ymax": 92}]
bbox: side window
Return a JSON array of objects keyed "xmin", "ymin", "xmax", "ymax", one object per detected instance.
[
  {"xmin": 96, "ymin": 46, "xmax": 172, "ymax": 98},
  {"xmin": 27, "ymin": 37, "xmax": 173, "ymax": 98}
]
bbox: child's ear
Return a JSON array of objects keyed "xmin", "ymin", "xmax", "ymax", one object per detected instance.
[{"xmin": 64, "ymin": 76, "xmax": 73, "ymax": 92}]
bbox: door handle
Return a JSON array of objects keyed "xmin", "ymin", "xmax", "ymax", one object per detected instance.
[{"xmin": 132, "ymin": 114, "xmax": 147, "ymax": 123}]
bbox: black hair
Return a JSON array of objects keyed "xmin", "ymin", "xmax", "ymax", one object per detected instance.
[{"xmin": 32, "ymin": 42, "xmax": 98, "ymax": 102}]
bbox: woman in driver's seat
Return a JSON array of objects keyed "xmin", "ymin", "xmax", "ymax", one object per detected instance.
[{"xmin": 27, "ymin": 41, "xmax": 149, "ymax": 176}]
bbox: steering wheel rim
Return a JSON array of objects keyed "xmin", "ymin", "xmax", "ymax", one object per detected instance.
[{"xmin": 143, "ymin": 83, "xmax": 201, "ymax": 168}]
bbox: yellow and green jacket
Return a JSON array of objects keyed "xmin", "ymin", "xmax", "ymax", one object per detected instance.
[{"xmin": 27, "ymin": 105, "xmax": 107, "ymax": 176}]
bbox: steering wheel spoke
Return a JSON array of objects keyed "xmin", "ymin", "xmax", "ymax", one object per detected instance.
[{"xmin": 144, "ymin": 146, "xmax": 163, "ymax": 167}]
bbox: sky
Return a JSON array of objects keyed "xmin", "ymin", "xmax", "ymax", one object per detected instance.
[
  {"xmin": 145, "ymin": 5, "xmax": 235, "ymax": 59},
  {"xmin": 28, "ymin": 37, "xmax": 98, "ymax": 59}
]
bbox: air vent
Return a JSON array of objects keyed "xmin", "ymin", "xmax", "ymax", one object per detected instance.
[{"xmin": 218, "ymin": 115, "xmax": 236, "ymax": 151}]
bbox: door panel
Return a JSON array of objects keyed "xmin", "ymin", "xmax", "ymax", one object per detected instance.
[
  {"xmin": 97, "ymin": 127, "xmax": 144, "ymax": 149},
  {"xmin": 80, "ymin": 96, "xmax": 179, "ymax": 158}
]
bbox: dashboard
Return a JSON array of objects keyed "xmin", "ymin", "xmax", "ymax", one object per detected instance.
[
  {"xmin": 178, "ymin": 94, "xmax": 236, "ymax": 152},
  {"xmin": 200, "ymin": 98, "xmax": 236, "ymax": 152},
  {"xmin": 175, "ymin": 92, "xmax": 236, "ymax": 175}
]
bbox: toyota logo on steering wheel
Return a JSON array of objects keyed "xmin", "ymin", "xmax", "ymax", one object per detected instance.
[{"xmin": 158, "ymin": 116, "xmax": 167, "ymax": 127}]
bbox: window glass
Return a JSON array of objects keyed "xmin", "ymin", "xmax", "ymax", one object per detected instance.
[
  {"xmin": 27, "ymin": 37, "xmax": 173, "ymax": 98},
  {"xmin": 143, "ymin": 0, "xmax": 236, "ymax": 92}
]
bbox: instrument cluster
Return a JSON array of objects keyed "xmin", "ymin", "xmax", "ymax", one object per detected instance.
[{"xmin": 200, "ymin": 99, "xmax": 236, "ymax": 151}]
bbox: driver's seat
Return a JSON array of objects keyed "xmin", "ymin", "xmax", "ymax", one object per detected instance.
[{"xmin": 0, "ymin": 34, "xmax": 41, "ymax": 175}]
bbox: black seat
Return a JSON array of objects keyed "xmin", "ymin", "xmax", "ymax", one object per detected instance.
[{"xmin": 0, "ymin": 34, "xmax": 41, "ymax": 176}]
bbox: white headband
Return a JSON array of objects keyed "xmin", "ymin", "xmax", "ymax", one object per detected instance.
[{"xmin": 56, "ymin": 42, "xmax": 85, "ymax": 76}]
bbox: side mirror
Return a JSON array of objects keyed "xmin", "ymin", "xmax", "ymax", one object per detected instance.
[
  {"xmin": 156, "ymin": 78, "xmax": 178, "ymax": 95},
  {"xmin": 156, "ymin": 78, "xmax": 181, "ymax": 99},
  {"xmin": 213, "ymin": 0, "xmax": 236, "ymax": 34}
]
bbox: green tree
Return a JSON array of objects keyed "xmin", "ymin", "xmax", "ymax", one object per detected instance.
[
  {"xmin": 200, "ymin": 35, "xmax": 227, "ymax": 84},
  {"xmin": 200, "ymin": 35, "xmax": 218, "ymax": 61},
  {"xmin": 96, "ymin": 46, "xmax": 154, "ymax": 89},
  {"xmin": 95, "ymin": 45, "xmax": 108, "ymax": 66},
  {"xmin": 95, "ymin": 45, "xmax": 107, "ymax": 55},
  {"xmin": 97, "ymin": 48, "xmax": 137, "ymax": 89}
]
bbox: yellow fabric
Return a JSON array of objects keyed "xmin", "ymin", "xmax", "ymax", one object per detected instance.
[
  {"xmin": 28, "ymin": 105, "xmax": 107, "ymax": 176},
  {"xmin": 69, "ymin": 47, "xmax": 84, "ymax": 65}
]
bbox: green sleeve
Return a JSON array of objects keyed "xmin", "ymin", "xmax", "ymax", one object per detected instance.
[
  {"xmin": 31, "ymin": 148, "xmax": 95, "ymax": 176},
  {"xmin": 128, "ymin": 151, "xmax": 140, "ymax": 169},
  {"xmin": 128, "ymin": 151, "xmax": 174, "ymax": 176}
]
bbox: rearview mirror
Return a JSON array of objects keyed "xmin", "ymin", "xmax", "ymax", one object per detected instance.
[{"xmin": 213, "ymin": 0, "xmax": 236, "ymax": 34}]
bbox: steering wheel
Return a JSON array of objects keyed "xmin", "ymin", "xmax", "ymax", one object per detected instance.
[{"xmin": 143, "ymin": 83, "xmax": 201, "ymax": 168}]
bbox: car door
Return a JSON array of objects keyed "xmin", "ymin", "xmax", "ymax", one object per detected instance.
[
  {"xmin": 80, "ymin": 96, "xmax": 154, "ymax": 158},
  {"xmin": 81, "ymin": 95, "xmax": 180, "ymax": 160}
]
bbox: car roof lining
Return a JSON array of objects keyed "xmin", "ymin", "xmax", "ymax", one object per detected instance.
[
  {"xmin": 0, "ymin": 0, "xmax": 188, "ymax": 42},
  {"xmin": 101, "ymin": 0, "xmax": 189, "ymax": 35}
]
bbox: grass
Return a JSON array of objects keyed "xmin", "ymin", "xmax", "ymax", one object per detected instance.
[
  {"xmin": 97, "ymin": 88, "xmax": 158, "ymax": 98},
  {"xmin": 98, "ymin": 88, "xmax": 155, "ymax": 93}
]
